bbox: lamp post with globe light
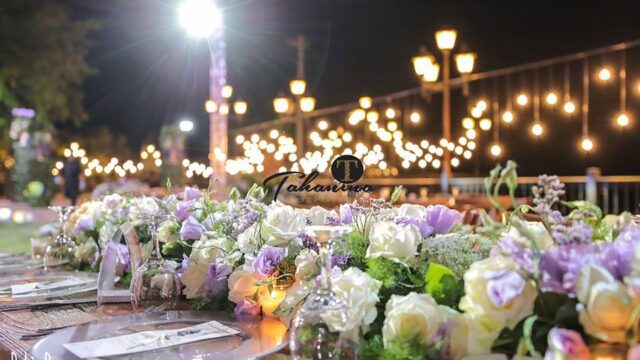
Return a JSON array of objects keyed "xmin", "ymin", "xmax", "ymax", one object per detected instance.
[{"xmin": 178, "ymin": 0, "xmax": 226, "ymax": 194}]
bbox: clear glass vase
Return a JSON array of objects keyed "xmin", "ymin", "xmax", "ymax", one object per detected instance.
[
  {"xmin": 43, "ymin": 206, "xmax": 78, "ymax": 271},
  {"xmin": 130, "ymin": 215, "xmax": 181, "ymax": 311},
  {"xmin": 289, "ymin": 225, "xmax": 362, "ymax": 360}
]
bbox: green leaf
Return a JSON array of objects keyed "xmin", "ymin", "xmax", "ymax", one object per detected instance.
[
  {"xmin": 562, "ymin": 200, "xmax": 603, "ymax": 222},
  {"xmin": 229, "ymin": 187, "xmax": 241, "ymax": 202},
  {"xmin": 424, "ymin": 263, "xmax": 463, "ymax": 307}
]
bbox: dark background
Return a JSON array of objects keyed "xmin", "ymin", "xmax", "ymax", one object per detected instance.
[{"xmin": 67, "ymin": 0, "xmax": 640, "ymax": 176}]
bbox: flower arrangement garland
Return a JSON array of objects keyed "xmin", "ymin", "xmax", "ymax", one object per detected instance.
[{"xmin": 54, "ymin": 161, "xmax": 640, "ymax": 359}]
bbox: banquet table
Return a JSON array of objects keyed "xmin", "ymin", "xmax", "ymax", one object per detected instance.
[{"xmin": 0, "ymin": 292, "xmax": 289, "ymax": 359}]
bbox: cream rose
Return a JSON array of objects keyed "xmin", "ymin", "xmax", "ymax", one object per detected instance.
[
  {"xmin": 459, "ymin": 256, "xmax": 536, "ymax": 332},
  {"xmin": 181, "ymin": 262, "xmax": 208, "ymax": 299},
  {"xmin": 294, "ymin": 249, "xmax": 320, "ymax": 281},
  {"xmin": 382, "ymin": 292, "xmax": 448, "ymax": 347},
  {"xmin": 326, "ymin": 267, "xmax": 382, "ymax": 333},
  {"xmin": 366, "ymin": 221, "xmax": 420, "ymax": 264},
  {"xmin": 237, "ymin": 223, "xmax": 260, "ymax": 255},
  {"xmin": 157, "ymin": 220, "xmax": 179, "ymax": 243},
  {"xmin": 576, "ymin": 263, "xmax": 636, "ymax": 343},
  {"xmin": 306, "ymin": 206, "xmax": 338, "ymax": 225},
  {"xmin": 397, "ymin": 203, "xmax": 426, "ymax": 219},
  {"xmin": 260, "ymin": 204, "xmax": 307, "ymax": 247},
  {"xmin": 190, "ymin": 237, "xmax": 232, "ymax": 266},
  {"xmin": 507, "ymin": 219, "xmax": 554, "ymax": 251}
]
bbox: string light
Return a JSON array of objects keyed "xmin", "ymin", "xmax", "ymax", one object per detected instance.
[
  {"xmin": 580, "ymin": 137, "xmax": 594, "ymax": 152},
  {"xmin": 597, "ymin": 67, "xmax": 612, "ymax": 81},
  {"xmin": 470, "ymin": 107, "xmax": 483, "ymax": 118},
  {"xmin": 502, "ymin": 111, "xmax": 514, "ymax": 123},
  {"xmin": 563, "ymin": 101, "xmax": 576, "ymax": 114},
  {"xmin": 466, "ymin": 129, "xmax": 477, "ymax": 139},
  {"xmin": 545, "ymin": 92, "xmax": 558, "ymax": 106},
  {"xmin": 269, "ymin": 129, "xmax": 279, "ymax": 139},
  {"xmin": 205, "ymin": 100, "xmax": 217, "ymax": 113},
  {"xmin": 516, "ymin": 93, "xmax": 529, "ymax": 106},
  {"xmin": 462, "ymin": 117, "xmax": 475, "ymax": 129},
  {"xmin": 387, "ymin": 121, "xmax": 398, "ymax": 131},
  {"xmin": 479, "ymin": 118, "xmax": 492, "ymax": 131},
  {"xmin": 410, "ymin": 111, "xmax": 422, "ymax": 124},
  {"xmin": 367, "ymin": 111, "xmax": 379, "ymax": 123},
  {"xmin": 218, "ymin": 103, "xmax": 230, "ymax": 115},
  {"xmin": 233, "ymin": 100, "xmax": 248, "ymax": 115},
  {"xmin": 385, "ymin": 107, "xmax": 397, "ymax": 119},
  {"xmin": 451, "ymin": 157, "xmax": 460, "ymax": 167},
  {"xmin": 490, "ymin": 143, "xmax": 503, "ymax": 157},
  {"xmin": 616, "ymin": 113, "xmax": 630, "ymax": 127},
  {"xmin": 317, "ymin": 120, "xmax": 329, "ymax": 130},
  {"xmin": 359, "ymin": 96, "xmax": 373, "ymax": 109},
  {"xmin": 531, "ymin": 122, "xmax": 544, "ymax": 137},
  {"xmin": 475, "ymin": 100, "xmax": 488, "ymax": 111}
]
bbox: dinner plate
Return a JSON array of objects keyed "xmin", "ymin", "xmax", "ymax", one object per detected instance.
[
  {"xmin": 0, "ymin": 271, "xmax": 98, "ymax": 301},
  {"xmin": 31, "ymin": 310, "xmax": 288, "ymax": 360}
]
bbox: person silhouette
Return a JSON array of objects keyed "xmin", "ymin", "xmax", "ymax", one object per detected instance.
[{"xmin": 63, "ymin": 157, "xmax": 81, "ymax": 205}]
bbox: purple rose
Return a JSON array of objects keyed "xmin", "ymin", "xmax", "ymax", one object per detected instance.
[
  {"xmin": 485, "ymin": 269, "xmax": 526, "ymax": 307},
  {"xmin": 253, "ymin": 245, "xmax": 285, "ymax": 279},
  {"xmin": 234, "ymin": 300, "xmax": 260, "ymax": 317},
  {"xmin": 179, "ymin": 216, "xmax": 204, "ymax": 240},
  {"xmin": 544, "ymin": 328, "xmax": 590, "ymax": 360},
  {"xmin": 174, "ymin": 200, "xmax": 194, "ymax": 221},
  {"xmin": 396, "ymin": 216, "xmax": 433, "ymax": 238},
  {"xmin": 425, "ymin": 205, "xmax": 462, "ymax": 234},
  {"xmin": 339, "ymin": 204, "xmax": 353, "ymax": 224},
  {"xmin": 492, "ymin": 235, "xmax": 536, "ymax": 274},
  {"xmin": 205, "ymin": 262, "xmax": 233, "ymax": 296},
  {"xmin": 74, "ymin": 215, "xmax": 95, "ymax": 234},
  {"xmin": 539, "ymin": 244, "xmax": 591, "ymax": 295},
  {"xmin": 183, "ymin": 186, "xmax": 203, "ymax": 201}
]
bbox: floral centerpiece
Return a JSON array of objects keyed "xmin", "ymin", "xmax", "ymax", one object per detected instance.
[{"xmin": 52, "ymin": 161, "xmax": 640, "ymax": 359}]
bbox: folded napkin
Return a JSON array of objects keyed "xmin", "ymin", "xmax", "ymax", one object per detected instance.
[
  {"xmin": 9, "ymin": 278, "xmax": 91, "ymax": 296},
  {"xmin": 63, "ymin": 320, "xmax": 241, "ymax": 358}
]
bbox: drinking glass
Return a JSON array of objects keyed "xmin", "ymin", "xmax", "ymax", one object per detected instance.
[
  {"xmin": 289, "ymin": 225, "xmax": 361, "ymax": 359},
  {"xmin": 130, "ymin": 215, "xmax": 180, "ymax": 311},
  {"xmin": 43, "ymin": 206, "xmax": 77, "ymax": 270}
]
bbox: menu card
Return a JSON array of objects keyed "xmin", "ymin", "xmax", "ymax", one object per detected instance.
[{"xmin": 63, "ymin": 320, "xmax": 242, "ymax": 358}]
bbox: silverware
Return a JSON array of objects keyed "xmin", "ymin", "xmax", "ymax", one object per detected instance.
[{"xmin": 19, "ymin": 303, "xmax": 170, "ymax": 340}]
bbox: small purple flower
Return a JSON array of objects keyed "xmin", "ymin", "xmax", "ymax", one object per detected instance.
[
  {"xmin": 326, "ymin": 215, "xmax": 341, "ymax": 226},
  {"xmin": 11, "ymin": 108, "xmax": 35, "ymax": 118},
  {"xmin": 300, "ymin": 232, "xmax": 318, "ymax": 252},
  {"xmin": 174, "ymin": 200, "xmax": 194, "ymax": 221},
  {"xmin": 339, "ymin": 204, "xmax": 353, "ymax": 224},
  {"xmin": 425, "ymin": 205, "xmax": 462, "ymax": 235},
  {"xmin": 183, "ymin": 187, "xmax": 203, "ymax": 201},
  {"xmin": 331, "ymin": 252, "xmax": 350, "ymax": 267},
  {"xmin": 179, "ymin": 216, "xmax": 204, "ymax": 240},
  {"xmin": 74, "ymin": 215, "xmax": 95, "ymax": 234},
  {"xmin": 492, "ymin": 235, "xmax": 536, "ymax": 274},
  {"xmin": 205, "ymin": 262, "xmax": 233, "ymax": 296},
  {"xmin": 544, "ymin": 327, "xmax": 590, "ymax": 360},
  {"xmin": 103, "ymin": 194, "xmax": 123, "ymax": 208},
  {"xmin": 539, "ymin": 244, "xmax": 591, "ymax": 295},
  {"xmin": 177, "ymin": 253, "xmax": 190, "ymax": 280},
  {"xmin": 253, "ymin": 245, "xmax": 285, "ymax": 279},
  {"xmin": 234, "ymin": 300, "xmax": 260, "ymax": 317},
  {"xmin": 485, "ymin": 269, "xmax": 526, "ymax": 307},
  {"xmin": 396, "ymin": 216, "xmax": 433, "ymax": 238}
]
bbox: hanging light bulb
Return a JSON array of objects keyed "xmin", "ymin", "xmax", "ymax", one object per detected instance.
[
  {"xmin": 367, "ymin": 110, "xmax": 379, "ymax": 123},
  {"xmin": 289, "ymin": 79, "xmax": 307, "ymax": 95},
  {"xmin": 466, "ymin": 129, "xmax": 477, "ymax": 139},
  {"xmin": 317, "ymin": 120, "xmax": 329, "ymax": 130},
  {"xmin": 233, "ymin": 100, "xmax": 248, "ymax": 115},
  {"xmin": 598, "ymin": 68, "xmax": 612, "ymax": 82},
  {"xmin": 531, "ymin": 122, "xmax": 544, "ymax": 137},
  {"xmin": 204, "ymin": 100, "xmax": 217, "ymax": 113},
  {"xmin": 221, "ymin": 85, "xmax": 233, "ymax": 99},
  {"xmin": 385, "ymin": 107, "xmax": 397, "ymax": 119},
  {"xmin": 616, "ymin": 113, "xmax": 630, "ymax": 127},
  {"xmin": 581, "ymin": 137, "xmax": 594, "ymax": 152},
  {"xmin": 545, "ymin": 92, "xmax": 559, "ymax": 106},
  {"xmin": 462, "ymin": 117, "xmax": 475, "ymax": 129},
  {"xmin": 451, "ymin": 157, "xmax": 460, "ymax": 167},
  {"xmin": 387, "ymin": 121, "xmax": 398, "ymax": 132},
  {"xmin": 470, "ymin": 107, "xmax": 483, "ymax": 118},
  {"xmin": 563, "ymin": 100, "xmax": 576, "ymax": 114},
  {"xmin": 410, "ymin": 111, "xmax": 422, "ymax": 124},
  {"xmin": 502, "ymin": 111, "xmax": 514, "ymax": 123},
  {"xmin": 359, "ymin": 96, "xmax": 373, "ymax": 109},
  {"xmin": 490, "ymin": 143, "xmax": 503, "ymax": 157},
  {"xmin": 475, "ymin": 100, "xmax": 488, "ymax": 112},
  {"xmin": 516, "ymin": 93, "xmax": 529, "ymax": 106},
  {"xmin": 479, "ymin": 118, "xmax": 492, "ymax": 131}
]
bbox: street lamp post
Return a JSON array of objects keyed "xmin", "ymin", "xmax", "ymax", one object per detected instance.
[
  {"xmin": 412, "ymin": 28, "xmax": 475, "ymax": 194},
  {"xmin": 179, "ymin": 0, "xmax": 226, "ymax": 197}
]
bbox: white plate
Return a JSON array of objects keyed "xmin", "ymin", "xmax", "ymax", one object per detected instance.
[
  {"xmin": 0, "ymin": 271, "xmax": 97, "ymax": 301},
  {"xmin": 31, "ymin": 310, "xmax": 288, "ymax": 359}
]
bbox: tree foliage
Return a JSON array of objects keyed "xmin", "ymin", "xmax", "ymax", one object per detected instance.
[{"xmin": 0, "ymin": 0, "xmax": 98, "ymax": 127}]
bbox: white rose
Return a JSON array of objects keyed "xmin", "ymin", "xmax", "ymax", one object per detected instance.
[
  {"xmin": 506, "ymin": 220, "xmax": 553, "ymax": 251},
  {"xmin": 237, "ymin": 223, "xmax": 260, "ymax": 255},
  {"xmin": 397, "ymin": 203, "xmax": 426, "ymax": 219},
  {"xmin": 576, "ymin": 263, "xmax": 636, "ymax": 343},
  {"xmin": 327, "ymin": 267, "xmax": 381, "ymax": 333},
  {"xmin": 459, "ymin": 256, "xmax": 536, "ymax": 332},
  {"xmin": 260, "ymin": 204, "xmax": 307, "ymax": 247},
  {"xmin": 366, "ymin": 221, "xmax": 420, "ymax": 264},
  {"xmin": 129, "ymin": 197, "xmax": 160, "ymax": 223},
  {"xmin": 294, "ymin": 249, "xmax": 320, "ymax": 281},
  {"xmin": 447, "ymin": 311, "xmax": 498, "ymax": 359},
  {"xmin": 181, "ymin": 262, "xmax": 208, "ymax": 299},
  {"xmin": 190, "ymin": 237, "xmax": 233, "ymax": 266},
  {"xmin": 382, "ymin": 292, "xmax": 448, "ymax": 347},
  {"xmin": 306, "ymin": 206, "xmax": 338, "ymax": 225},
  {"xmin": 158, "ymin": 220, "xmax": 178, "ymax": 243}
]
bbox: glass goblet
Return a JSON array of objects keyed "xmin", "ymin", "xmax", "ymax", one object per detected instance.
[
  {"xmin": 43, "ymin": 206, "xmax": 77, "ymax": 271},
  {"xmin": 289, "ymin": 225, "xmax": 361, "ymax": 360},
  {"xmin": 130, "ymin": 215, "xmax": 181, "ymax": 311}
]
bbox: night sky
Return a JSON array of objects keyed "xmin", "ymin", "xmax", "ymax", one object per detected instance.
[{"xmin": 68, "ymin": 0, "xmax": 640, "ymax": 176}]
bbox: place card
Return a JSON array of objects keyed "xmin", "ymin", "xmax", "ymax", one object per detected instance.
[{"xmin": 63, "ymin": 320, "xmax": 242, "ymax": 358}]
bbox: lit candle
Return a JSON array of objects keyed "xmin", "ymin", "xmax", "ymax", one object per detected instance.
[
  {"xmin": 257, "ymin": 282, "xmax": 289, "ymax": 317},
  {"xmin": 589, "ymin": 343, "xmax": 627, "ymax": 360}
]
